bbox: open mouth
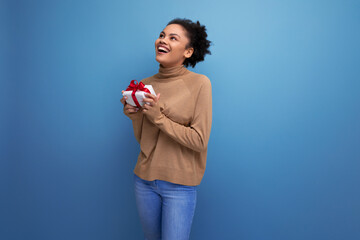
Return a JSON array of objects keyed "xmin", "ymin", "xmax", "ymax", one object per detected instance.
[{"xmin": 157, "ymin": 46, "xmax": 170, "ymax": 54}]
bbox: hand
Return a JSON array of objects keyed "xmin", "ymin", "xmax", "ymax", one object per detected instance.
[
  {"xmin": 121, "ymin": 90, "xmax": 140, "ymax": 114},
  {"xmin": 142, "ymin": 93, "xmax": 161, "ymax": 112}
]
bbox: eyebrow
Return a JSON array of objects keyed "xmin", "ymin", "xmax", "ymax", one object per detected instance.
[{"xmin": 160, "ymin": 31, "xmax": 181, "ymax": 38}]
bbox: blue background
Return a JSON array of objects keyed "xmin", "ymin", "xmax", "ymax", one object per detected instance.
[{"xmin": 1, "ymin": 0, "xmax": 360, "ymax": 239}]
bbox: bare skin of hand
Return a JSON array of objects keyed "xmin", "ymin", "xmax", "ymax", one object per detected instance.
[
  {"xmin": 142, "ymin": 93, "xmax": 161, "ymax": 112},
  {"xmin": 121, "ymin": 90, "xmax": 140, "ymax": 114}
]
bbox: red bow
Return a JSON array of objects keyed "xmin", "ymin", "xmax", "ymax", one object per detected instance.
[{"xmin": 125, "ymin": 80, "xmax": 151, "ymax": 107}]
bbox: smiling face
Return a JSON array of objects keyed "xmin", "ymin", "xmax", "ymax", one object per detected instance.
[{"xmin": 155, "ymin": 24, "xmax": 194, "ymax": 68}]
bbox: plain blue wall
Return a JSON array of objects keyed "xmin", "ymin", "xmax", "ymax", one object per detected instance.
[{"xmin": 2, "ymin": 0, "xmax": 360, "ymax": 239}]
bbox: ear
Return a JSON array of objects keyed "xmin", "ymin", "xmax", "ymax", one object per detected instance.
[{"xmin": 184, "ymin": 47, "xmax": 194, "ymax": 59}]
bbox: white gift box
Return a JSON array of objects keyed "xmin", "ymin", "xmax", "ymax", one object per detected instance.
[{"xmin": 123, "ymin": 85, "xmax": 156, "ymax": 107}]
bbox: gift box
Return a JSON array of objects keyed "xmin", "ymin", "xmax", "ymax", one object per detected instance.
[{"xmin": 123, "ymin": 80, "xmax": 156, "ymax": 107}]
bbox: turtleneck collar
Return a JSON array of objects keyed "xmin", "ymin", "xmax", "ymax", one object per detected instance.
[{"xmin": 155, "ymin": 63, "xmax": 190, "ymax": 79}]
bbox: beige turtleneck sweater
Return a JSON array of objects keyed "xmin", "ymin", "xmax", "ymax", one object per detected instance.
[{"xmin": 124, "ymin": 64, "xmax": 212, "ymax": 186}]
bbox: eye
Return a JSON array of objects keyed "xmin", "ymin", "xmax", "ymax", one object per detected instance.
[
  {"xmin": 159, "ymin": 33, "xmax": 164, "ymax": 38},
  {"xmin": 171, "ymin": 37, "xmax": 177, "ymax": 40}
]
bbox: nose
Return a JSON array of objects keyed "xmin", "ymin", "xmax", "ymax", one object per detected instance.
[{"xmin": 159, "ymin": 39, "xmax": 168, "ymax": 45}]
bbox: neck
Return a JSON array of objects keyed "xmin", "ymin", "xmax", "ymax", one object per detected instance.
[{"xmin": 156, "ymin": 63, "xmax": 189, "ymax": 79}]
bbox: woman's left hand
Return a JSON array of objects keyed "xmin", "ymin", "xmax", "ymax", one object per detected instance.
[{"xmin": 142, "ymin": 93, "xmax": 161, "ymax": 112}]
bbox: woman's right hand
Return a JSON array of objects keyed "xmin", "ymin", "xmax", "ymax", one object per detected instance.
[{"xmin": 121, "ymin": 90, "xmax": 140, "ymax": 115}]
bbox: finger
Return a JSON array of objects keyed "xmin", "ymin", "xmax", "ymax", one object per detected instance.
[
  {"xmin": 142, "ymin": 97, "xmax": 154, "ymax": 104},
  {"xmin": 126, "ymin": 107, "xmax": 139, "ymax": 113},
  {"xmin": 125, "ymin": 104, "xmax": 137, "ymax": 110},
  {"xmin": 124, "ymin": 103, "xmax": 134, "ymax": 109},
  {"xmin": 145, "ymin": 93, "xmax": 156, "ymax": 100},
  {"xmin": 143, "ymin": 95, "xmax": 153, "ymax": 101},
  {"xmin": 120, "ymin": 96, "xmax": 127, "ymax": 105},
  {"xmin": 146, "ymin": 93, "xmax": 159, "ymax": 103},
  {"xmin": 129, "ymin": 108, "xmax": 139, "ymax": 112}
]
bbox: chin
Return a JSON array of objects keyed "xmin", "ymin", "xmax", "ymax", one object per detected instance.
[
  {"xmin": 155, "ymin": 57, "xmax": 167, "ymax": 65},
  {"xmin": 155, "ymin": 58, "xmax": 162, "ymax": 64}
]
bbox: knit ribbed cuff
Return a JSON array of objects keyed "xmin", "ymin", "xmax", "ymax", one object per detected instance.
[{"xmin": 143, "ymin": 101, "xmax": 164, "ymax": 124}]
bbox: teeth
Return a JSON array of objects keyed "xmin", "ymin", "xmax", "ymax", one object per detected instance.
[{"xmin": 158, "ymin": 46, "xmax": 169, "ymax": 53}]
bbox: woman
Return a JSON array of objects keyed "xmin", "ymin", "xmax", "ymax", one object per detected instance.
[{"xmin": 120, "ymin": 18, "xmax": 212, "ymax": 240}]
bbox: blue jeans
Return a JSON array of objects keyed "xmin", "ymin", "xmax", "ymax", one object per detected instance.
[{"xmin": 133, "ymin": 173, "xmax": 197, "ymax": 240}]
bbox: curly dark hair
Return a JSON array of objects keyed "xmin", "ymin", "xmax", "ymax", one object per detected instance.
[{"xmin": 167, "ymin": 18, "xmax": 212, "ymax": 68}]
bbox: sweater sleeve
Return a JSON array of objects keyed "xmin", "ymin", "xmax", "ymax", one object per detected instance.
[
  {"xmin": 144, "ymin": 78, "xmax": 212, "ymax": 152},
  {"xmin": 124, "ymin": 107, "xmax": 143, "ymax": 143}
]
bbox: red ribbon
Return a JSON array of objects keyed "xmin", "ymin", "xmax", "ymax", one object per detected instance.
[{"xmin": 125, "ymin": 80, "xmax": 151, "ymax": 108}]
